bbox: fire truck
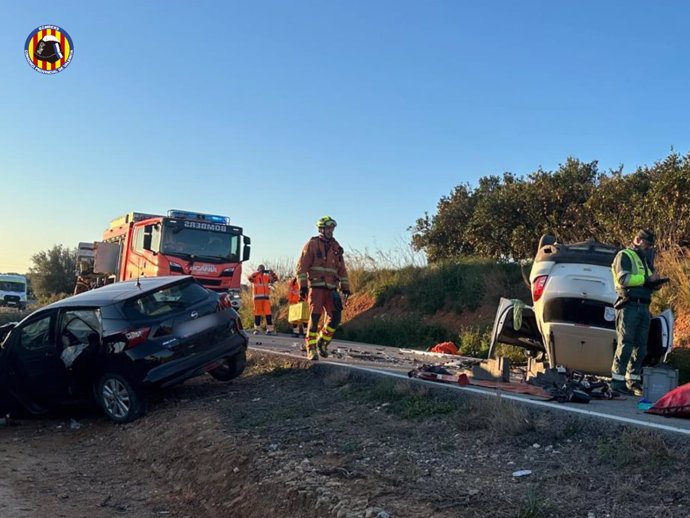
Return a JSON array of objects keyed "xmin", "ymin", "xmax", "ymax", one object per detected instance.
[{"xmin": 77, "ymin": 210, "xmax": 250, "ymax": 309}]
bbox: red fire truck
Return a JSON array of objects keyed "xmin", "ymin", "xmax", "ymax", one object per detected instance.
[{"xmin": 77, "ymin": 210, "xmax": 250, "ymax": 309}]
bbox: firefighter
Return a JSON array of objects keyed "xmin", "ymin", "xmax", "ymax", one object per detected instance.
[
  {"xmin": 296, "ymin": 216, "xmax": 351, "ymax": 360},
  {"xmin": 248, "ymin": 264, "xmax": 278, "ymax": 334},
  {"xmin": 610, "ymin": 229, "xmax": 663, "ymax": 396}
]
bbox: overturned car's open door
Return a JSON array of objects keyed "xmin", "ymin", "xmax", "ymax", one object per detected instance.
[
  {"xmin": 488, "ymin": 297, "xmax": 544, "ymax": 358},
  {"xmin": 645, "ymin": 309, "xmax": 675, "ymax": 366}
]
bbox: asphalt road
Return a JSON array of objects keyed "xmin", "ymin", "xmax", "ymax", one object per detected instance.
[{"xmin": 249, "ymin": 333, "xmax": 690, "ymax": 436}]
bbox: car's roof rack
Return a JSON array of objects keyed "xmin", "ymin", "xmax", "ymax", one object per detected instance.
[{"xmin": 535, "ymin": 238, "xmax": 619, "ymax": 267}]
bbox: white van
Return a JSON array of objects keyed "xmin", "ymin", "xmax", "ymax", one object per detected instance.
[
  {"xmin": 0, "ymin": 274, "xmax": 28, "ymax": 310},
  {"xmin": 489, "ymin": 237, "xmax": 674, "ymax": 376}
]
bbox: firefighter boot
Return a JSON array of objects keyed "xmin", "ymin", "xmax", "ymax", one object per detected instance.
[
  {"xmin": 317, "ymin": 325, "xmax": 336, "ymax": 358},
  {"xmin": 610, "ymin": 380, "xmax": 631, "ymax": 395},
  {"xmin": 317, "ymin": 338, "xmax": 329, "ymax": 358},
  {"xmin": 306, "ymin": 344, "xmax": 319, "ymax": 361},
  {"xmin": 305, "ymin": 331, "xmax": 319, "ymax": 359},
  {"xmin": 627, "ymin": 381, "xmax": 644, "ymax": 397}
]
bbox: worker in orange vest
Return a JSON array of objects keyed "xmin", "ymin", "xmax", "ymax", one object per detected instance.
[
  {"xmin": 296, "ymin": 216, "xmax": 351, "ymax": 360},
  {"xmin": 248, "ymin": 264, "xmax": 278, "ymax": 334},
  {"xmin": 287, "ymin": 277, "xmax": 308, "ymax": 337}
]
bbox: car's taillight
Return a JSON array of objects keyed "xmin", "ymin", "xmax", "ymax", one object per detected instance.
[
  {"xmin": 532, "ymin": 275, "xmax": 548, "ymax": 302},
  {"xmin": 218, "ymin": 293, "xmax": 232, "ymax": 310},
  {"xmin": 124, "ymin": 327, "xmax": 151, "ymax": 349}
]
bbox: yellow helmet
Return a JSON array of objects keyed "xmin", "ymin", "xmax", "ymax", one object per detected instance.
[{"xmin": 316, "ymin": 216, "xmax": 337, "ymax": 229}]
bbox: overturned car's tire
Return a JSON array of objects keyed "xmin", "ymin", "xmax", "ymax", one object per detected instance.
[
  {"xmin": 209, "ymin": 350, "xmax": 247, "ymax": 382},
  {"xmin": 97, "ymin": 372, "xmax": 146, "ymax": 423},
  {"xmin": 538, "ymin": 234, "xmax": 557, "ymax": 249}
]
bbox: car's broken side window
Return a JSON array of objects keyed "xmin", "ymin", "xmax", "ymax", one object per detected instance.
[
  {"xmin": 60, "ymin": 309, "xmax": 102, "ymax": 348},
  {"xmin": 19, "ymin": 316, "xmax": 52, "ymax": 351}
]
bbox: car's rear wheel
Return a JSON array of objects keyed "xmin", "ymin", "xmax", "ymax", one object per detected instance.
[
  {"xmin": 209, "ymin": 350, "xmax": 247, "ymax": 382},
  {"xmin": 97, "ymin": 372, "xmax": 146, "ymax": 423}
]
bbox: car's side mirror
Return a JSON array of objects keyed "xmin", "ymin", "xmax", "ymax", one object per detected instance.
[{"xmin": 242, "ymin": 244, "xmax": 251, "ymax": 262}]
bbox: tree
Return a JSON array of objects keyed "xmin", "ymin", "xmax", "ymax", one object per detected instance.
[{"xmin": 28, "ymin": 245, "xmax": 76, "ymax": 299}]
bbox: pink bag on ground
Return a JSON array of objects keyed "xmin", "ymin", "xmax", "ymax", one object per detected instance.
[{"xmin": 647, "ymin": 382, "xmax": 690, "ymax": 418}]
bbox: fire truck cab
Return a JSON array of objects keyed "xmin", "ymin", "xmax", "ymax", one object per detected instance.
[{"xmin": 77, "ymin": 210, "xmax": 250, "ymax": 309}]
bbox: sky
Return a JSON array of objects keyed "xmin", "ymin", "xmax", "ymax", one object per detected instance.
[{"xmin": 2, "ymin": 1, "xmax": 690, "ymax": 275}]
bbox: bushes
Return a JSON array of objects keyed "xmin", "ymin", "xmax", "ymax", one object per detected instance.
[
  {"xmin": 337, "ymin": 313, "xmax": 455, "ymax": 349},
  {"xmin": 667, "ymin": 348, "xmax": 690, "ymax": 385},
  {"xmin": 366, "ymin": 260, "xmax": 529, "ymax": 316},
  {"xmin": 457, "ymin": 326, "xmax": 491, "ymax": 358}
]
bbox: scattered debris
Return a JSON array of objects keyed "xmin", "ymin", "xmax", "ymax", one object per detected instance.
[
  {"xmin": 408, "ymin": 365, "xmax": 469, "ymax": 386},
  {"xmin": 512, "ymin": 470, "xmax": 532, "ymax": 477}
]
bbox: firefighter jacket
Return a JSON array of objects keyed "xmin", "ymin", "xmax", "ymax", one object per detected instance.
[
  {"xmin": 288, "ymin": 278, "xmax": 301, "ymax": 304},
  {"xmin": 611, "ymin": 247, "xmax": 654, "ymax": 301},
  {"xmin": 248, "ymin": 270, "xmax": 278, "ymax": 300},
  {"xmin": 296, "ymin": 236, "xmax": 350, "ymax": 291}
]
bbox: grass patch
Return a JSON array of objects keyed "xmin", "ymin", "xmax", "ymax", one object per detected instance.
[
  {"xmin": 596, "ymin": 429, "xmax": 675, "ymax": 469},
  {"xmin": 516, "ymin": 486, "xmax": 551, "ymax": 518},
  {"xmin": 347, "ymin": 379, "xmax": 457, "ymax": 419},
  {"xmin": 451, "ymin": 396, "xmax": 535, "ymax": 440},
  {"xmin": 246, "ymin": 354, "xmax": 304, "ymax": 377},
  {"xmin": 363, "ymin": 260, "xmax": 530, "ymax": 316}
]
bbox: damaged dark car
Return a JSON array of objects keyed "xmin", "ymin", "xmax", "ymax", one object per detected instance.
[{"xmin": 0, "ymin": 276, "xmax": 247, "ymax": 423}]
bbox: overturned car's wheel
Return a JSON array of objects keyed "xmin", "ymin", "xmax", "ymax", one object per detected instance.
[
  {"xmin": 538, "ymin": 234, "xmax": 557, "ymax": 249},
  {"xmin": 97, "ymin": 372, "xmax": 146, "ymax": 423},
  {"xmin": 209, "ymin": 350, "xmax": 247, "ymax": 382}
]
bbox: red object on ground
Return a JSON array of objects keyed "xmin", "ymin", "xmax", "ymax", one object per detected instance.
[
  {"xmin": 647, "ymin": 382, "xmax": 690, "ymax": 417},
  {"xmin": 429, "ymin": 342, "xmax": 459, "ymax": 355}
]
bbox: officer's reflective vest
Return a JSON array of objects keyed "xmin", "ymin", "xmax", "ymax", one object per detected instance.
[{"xmin": 611, "ymin": 248, "xmax": 651, "ymax": 295}]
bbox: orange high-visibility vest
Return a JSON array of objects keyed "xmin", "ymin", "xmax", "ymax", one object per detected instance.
[{"xmin": 248, "ymin": 271, "xmax": 277, "ymax": 300}]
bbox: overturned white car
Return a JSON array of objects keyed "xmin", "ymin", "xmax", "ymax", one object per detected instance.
[{"xmin": 489, "ymin": 236, "xmax": 674, "ymax": 376}]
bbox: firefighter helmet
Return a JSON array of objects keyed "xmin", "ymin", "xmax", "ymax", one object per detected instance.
[
  {"xmin": 316, "ymin": 216, "xmax": 337, "ymax": 229},
  {"xmin": 35, "ymin": 35, "xmax": 63, "ymax": 63}
]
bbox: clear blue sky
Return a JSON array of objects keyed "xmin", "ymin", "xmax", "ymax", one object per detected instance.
[{"xmin": 2, "ymin": 1, "xmax": 689, "ymax": 274}]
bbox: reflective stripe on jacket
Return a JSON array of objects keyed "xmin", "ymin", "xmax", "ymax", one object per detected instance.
[
  {"xmin": 248, "ymin": 271, "xmax": 277, "ymax": 300},
  {"xmin": 611, "ymin": 248, "xmax": 654, "ymax": 300},
  {"xmin": 296, "ymin": 236, "xmax": 350, "ymax": 291}
]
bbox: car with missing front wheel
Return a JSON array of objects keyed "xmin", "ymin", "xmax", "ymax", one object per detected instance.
[
  {"xmin": 489, "ymin": 235, "xmax": 673, "ymax": 376},
  {"xmin": 0, "ymin": 275, "xmax": 247, "ymax": 423}
]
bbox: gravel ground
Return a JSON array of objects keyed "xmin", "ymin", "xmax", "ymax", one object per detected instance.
[{"xmin": 1, "ymin": 351, "xmax": 690, "ymax": 518}]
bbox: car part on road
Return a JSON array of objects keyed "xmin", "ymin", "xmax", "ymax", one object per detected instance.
[{"xmin": 408, "ymin": 365, "xmax": 469, "ymax": 386}]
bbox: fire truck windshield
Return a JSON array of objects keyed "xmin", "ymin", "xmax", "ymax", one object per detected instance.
[{"xmin": 160, "ymin": 221, "xmax": 241, "ymax": 263}]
